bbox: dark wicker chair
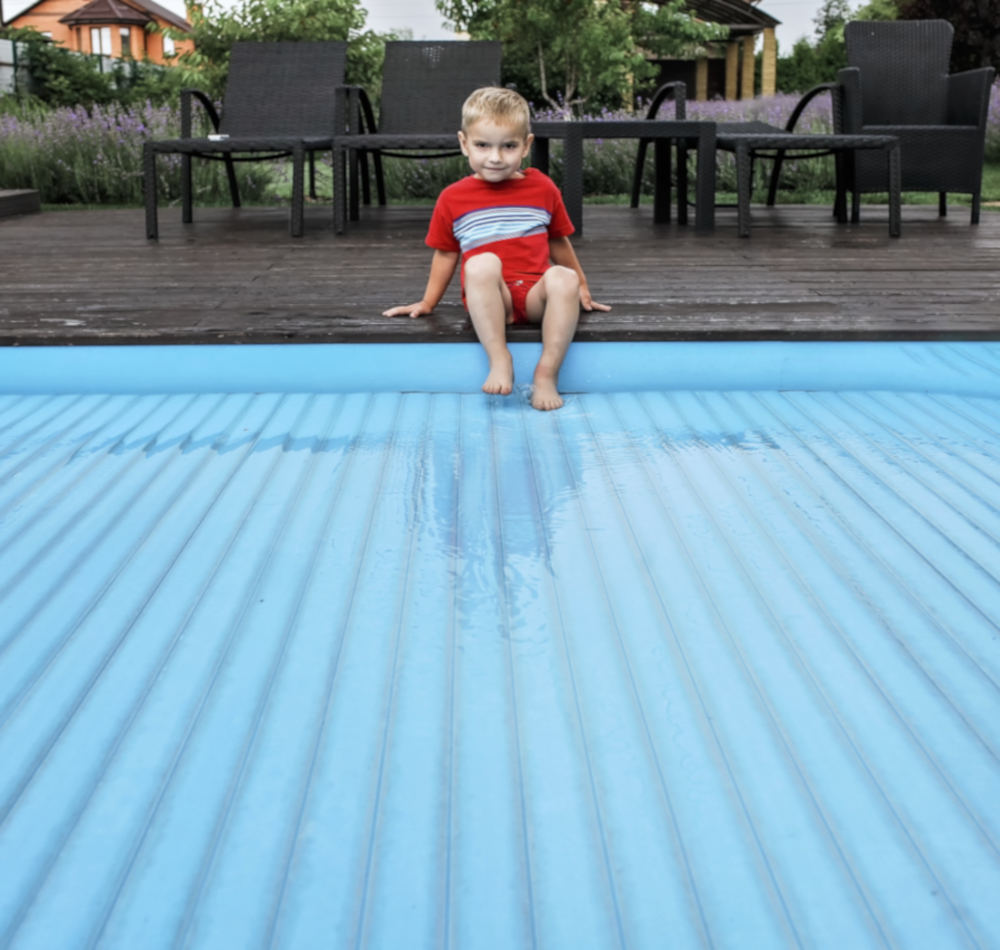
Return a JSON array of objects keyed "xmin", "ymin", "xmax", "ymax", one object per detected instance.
[
  {"xmin": 144, "ymin": 40, "xmax": 348, "ymax": 239},
  {"xmin": 835, "ymin": 20, "xmax": 995, "ymax": 224},
  {"xmin": 333, "ymin": 41, "xmax": 502, "ymax": 231}
]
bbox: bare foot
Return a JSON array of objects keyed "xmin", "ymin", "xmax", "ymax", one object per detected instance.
[
  {"xmin": 531, "ymin": 367, "xmax": 564, "ymax": 411},
  {"xmin": 482, "ymin": 352, "xmax": 514, "ymax": 395}
]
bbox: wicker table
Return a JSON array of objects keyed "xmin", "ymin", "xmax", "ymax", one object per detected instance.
[
  {"xmin": 714, "ymin": 127, "xmax": 902, "ymax": 237},
  {"xmin": 531, "ymin": 120, "xmax": 717, "ymax": 235}
]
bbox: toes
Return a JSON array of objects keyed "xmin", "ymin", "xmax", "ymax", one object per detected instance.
[{"xmin": 482, "ymin": 379, "xmax": 513, "ymax": 396}]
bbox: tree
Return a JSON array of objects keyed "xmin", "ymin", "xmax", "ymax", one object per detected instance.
[
  {"xmin": 774, "ymin": 32, "xmax": 848, "ymax": 93},
  {"xmin": 775, "ymin": 0, "xmax": 898, "ymax": 94},
  {"xmin": 162, "ymin": 0, "xmax": 386, "ymax": 96},
  {"xmin": 436, "ymin": 0, "xmax": 725, "ymax": 112},
  {"xmin": 853, "ymin": 0, "xmax": 898, "ymax": 20},
  {"xmin": 813, "ymin": 0, "xmax": 852, "ymax": 41},
  {"xmin": 897, "ymin": 0, "xmax": 1000, "ymax": 71}
]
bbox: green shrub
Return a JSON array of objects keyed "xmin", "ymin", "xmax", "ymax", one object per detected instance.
[{"xmin": 0, "ymin": 27, "xmax": 184, "ymax": 107}]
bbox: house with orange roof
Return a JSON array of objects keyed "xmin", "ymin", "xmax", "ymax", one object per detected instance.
[{"xmin": 6, "ymin": 0, "xmax": 192, "ymax": 64}]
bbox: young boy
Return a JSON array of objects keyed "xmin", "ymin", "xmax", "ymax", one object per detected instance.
[{"xmin": 383, "ymin": 87, "xmax": 610, "ymax": 411}]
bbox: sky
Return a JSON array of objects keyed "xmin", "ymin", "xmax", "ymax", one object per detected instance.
[
  {"xmin": 362, "ymin": 0, "xmax": 822, "ymax": 50},
  {"xmin": 5, "ymin": 0, "xmax": 824, "ymax": 54}
]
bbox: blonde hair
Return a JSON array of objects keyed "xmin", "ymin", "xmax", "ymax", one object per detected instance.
[{"xmin": 461, "ymin": 86, "xmax": 531, "ymax": 139}]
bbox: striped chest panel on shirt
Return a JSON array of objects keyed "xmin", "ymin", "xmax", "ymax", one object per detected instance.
[{"xmin": 452, "ymin": 205, "xmax": 552, "ymax": 254}]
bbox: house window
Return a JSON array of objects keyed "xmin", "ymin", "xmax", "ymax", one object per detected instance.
[
  {"xmin": 76, "ymin": 27, "xmax": 82, "ymax": 50},
  {"xmin": 90, "ymin": 26, "xmax": 111, "ymax": 55},
  {"xmin": 120, "ymin": 28, "xmax": 131, "ymax": 57},
  {"xmin": 163, "ymin": 34, "xmax": 175, "ymax": 57}
]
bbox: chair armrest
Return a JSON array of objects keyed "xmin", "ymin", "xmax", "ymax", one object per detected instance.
[
  {"xmin": 357, "ymin": 87, "xmax": 378, "ymax": 134},
  {"xmin": 784, "ymin": 81, "xmax": 840, "ymax": 133},
  {"xmin": 837, "ymin": 67, "xmax": 862, "ymax": 133},
  {"xmin": 180, "ymin": 88, "xmax": 221, "ymax": 138},
  {"xmin": 946, "ymin": 68, "xmax": 996, "ymax": 127},
  {"xmin": 643, "ymin": 81, "xmax": 687, "ymax": 121},
  {"xmin": 334, "ymin": 84, "xmax": 369, "ymax": 135}
]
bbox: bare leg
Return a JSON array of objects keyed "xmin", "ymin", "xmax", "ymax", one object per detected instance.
[
  {"xmin": 525, "ymin": 266, "xmax": 580, "ymax": 411},
  {"xmin": 464, "ymin": 253, "xmax": 514, "ymax": 395}
]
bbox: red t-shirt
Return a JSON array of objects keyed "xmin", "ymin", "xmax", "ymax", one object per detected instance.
[{"xmin": 425, "ymin": 168, "xmax": 575, "ymax": 286}]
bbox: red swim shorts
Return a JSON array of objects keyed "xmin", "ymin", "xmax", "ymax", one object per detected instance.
[
  {"xmin": 460, "ymin": 267, "xmax": 545, "ymax": 325},
  {"xmin": 505, "ymin": 276, "xmax": 541, "ymax": 325}
]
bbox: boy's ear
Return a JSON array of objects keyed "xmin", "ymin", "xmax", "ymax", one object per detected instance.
[{"xmin": 457, "ymin": 129, "xmax": 470, "ymax": 157}]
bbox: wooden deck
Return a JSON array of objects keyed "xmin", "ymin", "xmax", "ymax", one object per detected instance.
[{"xmin": 1, "ymin": 203, "xmax": 999, "ymax": 345}]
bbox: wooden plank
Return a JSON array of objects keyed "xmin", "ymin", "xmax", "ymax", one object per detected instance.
[
  {"xmin": 0, "ymin": 190, "xmax": 41, "ymax": 219},
  {"xmin": 0, "ymin": 204, "xmax": 998, "ymax": 345}
]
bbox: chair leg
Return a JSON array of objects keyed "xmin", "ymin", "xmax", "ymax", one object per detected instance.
[
  {"xmin": 373, "ymin": 151, "xmax": 387, "ymax": 206},
  {"xmin": 851, "ymin": 186, "xmax": 861, "ymax": 225},
  {"xmin": 972, "ymin": 192, "xmax": 981, "ymax": 225},
  {"xmin": 631, "ymin": 139, "xmax": 649, "ymax": 209},
  {"xmin": 224, "ymin": 154, "xmax": 241, "ymax": 208},
  {"xmin": 349, "ymin": 146, "xmax": 360, "ymax": 222},
  {"xmin": 833, "ymin": 153, "xmax": 848, "ymax": 223},
  {"xmin": 334, "ymin": 143, "xmax": 347, "ymax": 234},
  {"xmin": 887, "ymin": 144, "xmax": 901, "ymax": 238},
  {"xmin": 938, "ymin": 192, "xmax": 947, "ymax": 217},
  {"xmin": 291, "ymin": 143, "xmax": 305, "ymax": 237},
  {"xmin": 653, "ymin": 138, "xmax": 671, "ymax": 224},
  {"xmin": 144, "ymin": 142, "xmax": 158, "ymax": 240},
  {"xmin": 677, "ymin": 142, "xmax": 689, "ymax": 227},
  {"xmin": 309, "ymin": 150, "xmax": 317, "ymax": 200},
  {"xmin": 767, "ymin": 149, "xmax": 786, "ymax": 207},
  {"xmin": 360, "ymin": 149, "xmax": 372, "ymax": 206},
  {"xmin": 181, "ymin": 154, "xmax": 192, "ymax": 224},
  {"xmin": 736, "ymin": 143, "xmax": 753, "ymax": 238}
]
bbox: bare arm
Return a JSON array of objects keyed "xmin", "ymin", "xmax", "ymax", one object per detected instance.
[
  {"xmin": 548, "ymin": 236, "xmax": 611, "ymax": 312},
  {"xmin": 383, "ymin": 249, "xmax": 460, "ymax": 318}
]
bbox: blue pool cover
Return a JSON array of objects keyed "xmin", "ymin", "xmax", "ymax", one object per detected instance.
[{"xmin": 1, "ymin": 343, "xmax": 999, "ymax": 949}]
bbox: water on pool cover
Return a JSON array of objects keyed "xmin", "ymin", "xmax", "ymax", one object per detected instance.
[{"xmin": 0, "ymin": 387, "xmax": 999, "ymax": 949}]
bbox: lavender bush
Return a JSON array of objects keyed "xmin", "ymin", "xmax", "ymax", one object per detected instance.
[
  {"xmin": 0, "ymin": 99, "xmax": 272, "ymax": 205},
  {"xmin": 2, "ymin": 83, "xmax": 997, "ymax": 206},
  {"xmin": 986, "ymin": 81, "xmax": 1000, "ymax": 163}
]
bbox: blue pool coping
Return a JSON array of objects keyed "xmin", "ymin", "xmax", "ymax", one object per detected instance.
[{"xmin": 2, "ymin": 341, "xmax": 1000, "ymax": 397}]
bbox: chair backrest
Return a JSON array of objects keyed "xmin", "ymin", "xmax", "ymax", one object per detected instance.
[
  {"xmin": 845, "ymin": 20, "xmax": 952, "ymax": 125},
  {"xmin": 377, "ymin": 41, "xmax": 503, "ymax": 135},
  {"xmin": 219, "ymin": 41, "xmax": 348, "ymax": 137}
]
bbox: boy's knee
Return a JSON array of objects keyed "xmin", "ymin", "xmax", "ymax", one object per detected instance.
[
  {"xmin": 546, "ymin": 265, "xmax": 580, "ymax": 295},
  {"xmin": 464, "ymin": 252, "xmax": 503, "ymax": 283}
]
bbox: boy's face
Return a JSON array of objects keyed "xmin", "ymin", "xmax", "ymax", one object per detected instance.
[{"xmin": 458, "ymin": 120, "xmax": 534, "ymax": 183}]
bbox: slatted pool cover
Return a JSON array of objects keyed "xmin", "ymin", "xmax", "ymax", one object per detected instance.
[{"xmin": 1, "ymin": 388, "xmax": 999, "ymax": 949}]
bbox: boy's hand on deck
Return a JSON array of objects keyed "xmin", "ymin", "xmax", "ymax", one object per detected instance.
[
  {"xmin": 383, "ymin": 301, "xmax": 434, "ymax": 319},
  {"xmin": 580, "ymin": 287, "xmax": 611, "ymax": 313}
]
